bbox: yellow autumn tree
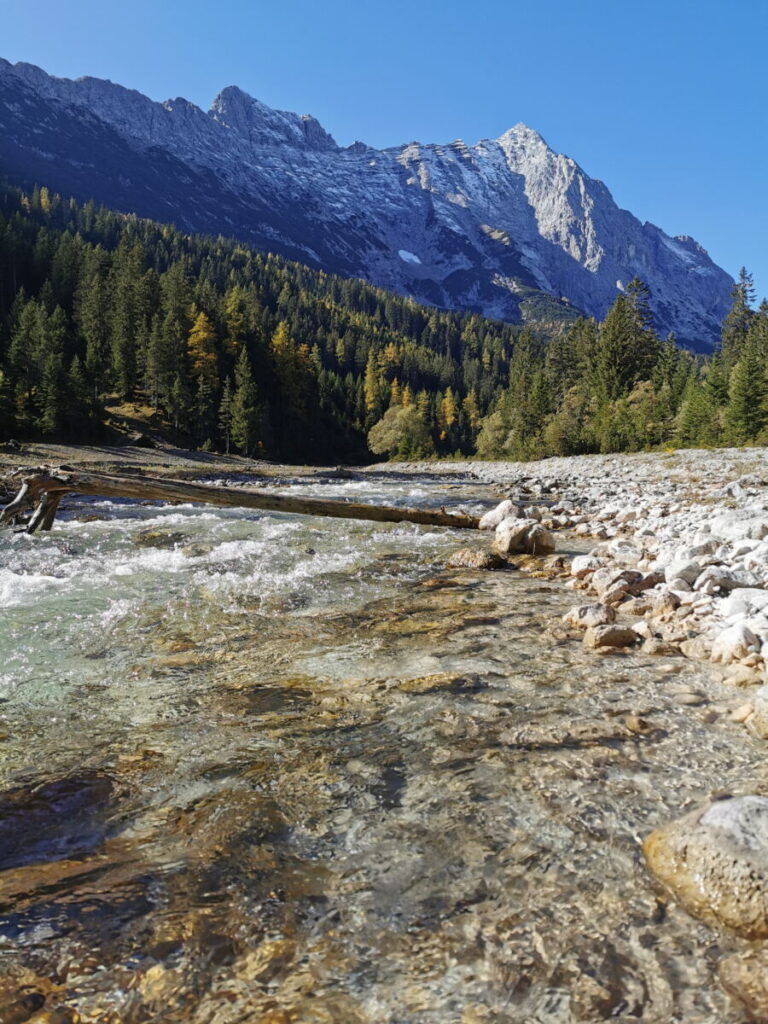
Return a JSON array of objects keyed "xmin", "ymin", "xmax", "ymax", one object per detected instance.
[
  {"xmin": 439, "ymin": 387, "xmax": 457, "ymax": 431},
  {"xmin": 187, "ymin": 311, "xmax": 218, "ymax": 388},
  {"xmin": 462, "ymin": 388, "xmax": 481, "ymax": 432}
]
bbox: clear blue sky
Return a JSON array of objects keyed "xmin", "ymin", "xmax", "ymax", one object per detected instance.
[{"xmin": 5, "ymin": 0, "xmax": 767, "ymax": 299}]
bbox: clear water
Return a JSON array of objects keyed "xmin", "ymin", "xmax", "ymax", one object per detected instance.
[{"xmin": 0, "ymin": 476, "xmax": 764, "ymax": 1022}]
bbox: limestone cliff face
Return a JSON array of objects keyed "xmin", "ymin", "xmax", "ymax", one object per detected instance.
[{"xmin": 0, "ymin": 59, "xmax": 732, "ymax": 347}]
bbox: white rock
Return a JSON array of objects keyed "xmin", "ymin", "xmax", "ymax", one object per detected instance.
[
  {"xmin": 721, "ymin": 590, "xmax": 768, "ymax": 619},
  {"xmin": 693, "ymin": 565, "xmax": 761, "ymax": 593},
  {"xmin": 479, "ymin": 499, "xmax": 520, "ymax": 531},
  {"xmin": 570, "ymin": 554, "xmax": 602, "ymax": 578},
  {"xmin": 711, "ymin": 624, "xmax": 760, "ymax": 664},
  {"xmin": 563, "ymin": 603, "xmax": 616, "ymax": 629}
]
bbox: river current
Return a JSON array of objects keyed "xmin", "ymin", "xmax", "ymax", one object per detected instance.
[{"xmin": 0, "ymin": 474, "xmax": 763, "ymax": 1023}]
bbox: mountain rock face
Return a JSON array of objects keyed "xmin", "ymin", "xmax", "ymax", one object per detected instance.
[{"xmin": 0, "ymin": 59, "xmax": 732, "ymax": 347}]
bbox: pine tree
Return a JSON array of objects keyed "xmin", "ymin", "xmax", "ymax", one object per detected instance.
[
  {"xmin": 218, "ymin": 376, "xmax": 233, "ymax": 454},
  {"xmin": 725, "ymin": 337, "xmax": 767, "ymax": 444},
  {"xmin": 230, "ymin": 348, "xmax": 259, "ymax": 456},
  {"xmin": 721, "ymin": 268, "xmax": 756, "ymax": 370}
]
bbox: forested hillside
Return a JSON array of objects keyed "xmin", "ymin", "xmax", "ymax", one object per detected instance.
[
  {"xmin": 0, "ymin": 184, "xmax": 764, "ymax": 462},
  {"xmin": 0, "ymin": 185, "xmax": 521, "ymax": 460}
]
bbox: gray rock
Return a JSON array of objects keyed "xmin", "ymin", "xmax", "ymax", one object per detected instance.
[{"xmin": 563, "ymin": 603, "xmax": 616, "ymax": 630}]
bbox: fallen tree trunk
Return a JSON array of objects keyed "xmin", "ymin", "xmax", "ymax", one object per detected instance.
[{"xmin": 0, "ymin": 469, "xmax": 480, "ymax": 533}]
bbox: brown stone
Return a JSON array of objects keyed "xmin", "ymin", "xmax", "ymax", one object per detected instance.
[
  {"xmin": 643, "ymin": 796, "xmax": 768, "ymax": 938},
  {"xmin": 446, "ymin": 548, "xmax": 507, "ymax": 570},
  {"xmin": 583, "ymin": 625, "xmax": 639, "ymax": 649}
]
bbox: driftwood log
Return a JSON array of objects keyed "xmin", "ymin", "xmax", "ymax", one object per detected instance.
[{"xmin": 0, "ymin": 469, "xmax": 480, "ymax": 534}]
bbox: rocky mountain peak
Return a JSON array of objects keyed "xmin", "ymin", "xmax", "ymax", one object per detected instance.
[
  {"xmin": 209, "ymin": 85, "xmax": 337, "ymax": 151},
  {"xmin": 0, "ymin": 59, "xmax": 734, "ymax": 347}
]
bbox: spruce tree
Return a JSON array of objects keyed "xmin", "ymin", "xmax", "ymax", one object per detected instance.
[{"xmin": 230, "ymin": 348, "xmax": 259, "ymax": 456}]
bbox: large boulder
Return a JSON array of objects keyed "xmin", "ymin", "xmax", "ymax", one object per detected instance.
[
  {"xmin": 493, "ymin": 517, "xmax": 555, "ymax": 556},
  {"xmin": 643, "ymin": 796, "xmax": 768, "ymax": 938},
  {"xmin": 478, "ymin": 499, "xmax": 522, "ymax": 531}
]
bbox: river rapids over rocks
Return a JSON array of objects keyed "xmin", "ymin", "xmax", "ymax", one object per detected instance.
[{"xmin": 0, "ymin": 471, "xmax": 766, "ymax": 1022}]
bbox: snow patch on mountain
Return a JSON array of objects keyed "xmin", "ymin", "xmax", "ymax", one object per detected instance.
[{"xmin": 398, "ymin": 250, "xmax": 422, "ymax": 265}]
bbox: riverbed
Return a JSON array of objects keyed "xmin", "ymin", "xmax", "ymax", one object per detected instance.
[{"xmin": 0, "ymin": 472, "xmax": 763, "ymax": 1022}]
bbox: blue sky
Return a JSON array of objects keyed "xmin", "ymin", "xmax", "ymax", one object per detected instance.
[{"xmin": 5, "ymin": 0, "xmax": 767, "ymax": 300}]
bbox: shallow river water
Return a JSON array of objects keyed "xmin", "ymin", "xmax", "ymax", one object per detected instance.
[{"xmin": 0, "ymin": 474, "xmax": 765, "ymax": 1023}]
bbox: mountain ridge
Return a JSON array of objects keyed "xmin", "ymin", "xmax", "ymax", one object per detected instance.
[{"xmin": 0, "ymin": 58, "xmax": 732, "ymax": 347}]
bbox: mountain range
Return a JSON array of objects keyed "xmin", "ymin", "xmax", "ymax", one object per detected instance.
[{"xmin": 0, "ymin": 58, "xmax": 733, "ymax": 348}]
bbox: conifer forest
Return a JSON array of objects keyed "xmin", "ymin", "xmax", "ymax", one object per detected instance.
[{"xmin": 0, "ymin": 185, "xmax": 763, "ymax": 462}]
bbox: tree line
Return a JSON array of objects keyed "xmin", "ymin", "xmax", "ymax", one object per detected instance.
[
  {"xmin": 0, "ymin": 185, "xmax": 521, "ymax": 460},
  {"xmin": 0, "ymin": 184, "xmax": 763, "ymax": 462},
  {"xmin": 473, "ymin": 269, "xmax": 768, "ymax": 459}
]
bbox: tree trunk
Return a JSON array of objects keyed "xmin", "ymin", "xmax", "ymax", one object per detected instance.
[{"xmin": 1, "ymin": 469, "xmax": 480, "ymax": 531}]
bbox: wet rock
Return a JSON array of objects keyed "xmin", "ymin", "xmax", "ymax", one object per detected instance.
[
  {"xmin": 446, "ymin": 548, "xmax": 507, "ymax": 570},
  {"xmin": 133, "ymin": 529, "xmax": 187, "ymax": 549},
  {"xmin": 711, "ymin": 623, "xmax": 760, "ymax": 664},
  {"xmin": 724, "ymin": 663, "xmax": 764, "ymax": 688},
  {"xmin": 181, "ymin": 542, "xmax": 214, "ymax": 558},
  {"xmin": 643, "ymin": 795, "xmax": 768, "ymax": 938},
  {"xmin": 731, "ymin": 702, "xmax": 754, "ymax": 723},
  {"xmin": 679, "ymin": 636, "xmax": 711, "ymax": 660},
  {"xmin": 563, "ymin": 602, "xmax": 616, "ymax": 630},
  {"xmin": 583, "ymin": 625, "xmax": 639, "ymax": 649},
  {"xmin": 0, "ymin": 773, "xmax": 116, "ymax": 870}
]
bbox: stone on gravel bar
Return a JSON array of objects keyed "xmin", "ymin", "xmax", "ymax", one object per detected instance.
[
  {"xmin": 570, "ymin": 554, "xmax": 602, "ymax": 578},
  {"xmin": 563, "ymin": 603, "xmax": 616, "ymax": 630},
  {"xmin": 710, "ymin": 623, "xmax": 760, "ymax": 664},
  {"xmin": 583, "ymin": 625, "xmax": 639, "ymax": 649}
]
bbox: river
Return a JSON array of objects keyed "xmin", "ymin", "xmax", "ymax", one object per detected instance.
[{"xmin": 0, "ymin": 473, "xmax": 762, "ymax": 1022}]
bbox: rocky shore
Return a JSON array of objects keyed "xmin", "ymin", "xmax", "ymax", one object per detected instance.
[
  {"xmin": 384, "ymin": 447, "xmax": 768, "ymax": 1018},
  {"xmin": 388, "ymin": 447, "xmax": 768, "ymax": 688}
]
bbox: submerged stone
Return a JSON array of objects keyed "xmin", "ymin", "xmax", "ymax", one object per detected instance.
[
  {"xmin": 446, "ymin": 548, "xmax": 507, "ymax": 570},
  {"xmin": 133, "ymin": 529, "xmax": 187, "ymax": 548},
  {"xmin": 643, "ymin": 795, "xmax": 768, "ymax": 938}
]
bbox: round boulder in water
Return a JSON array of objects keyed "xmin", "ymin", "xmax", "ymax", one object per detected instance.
[{"xmin": 643, "ymin": 795, "xmax": 768, "ymax": 938}]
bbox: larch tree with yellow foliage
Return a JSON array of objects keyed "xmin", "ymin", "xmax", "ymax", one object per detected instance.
[{"xmin": 187, "ymin": 311, "xmax": 218, "ymax": 389}]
